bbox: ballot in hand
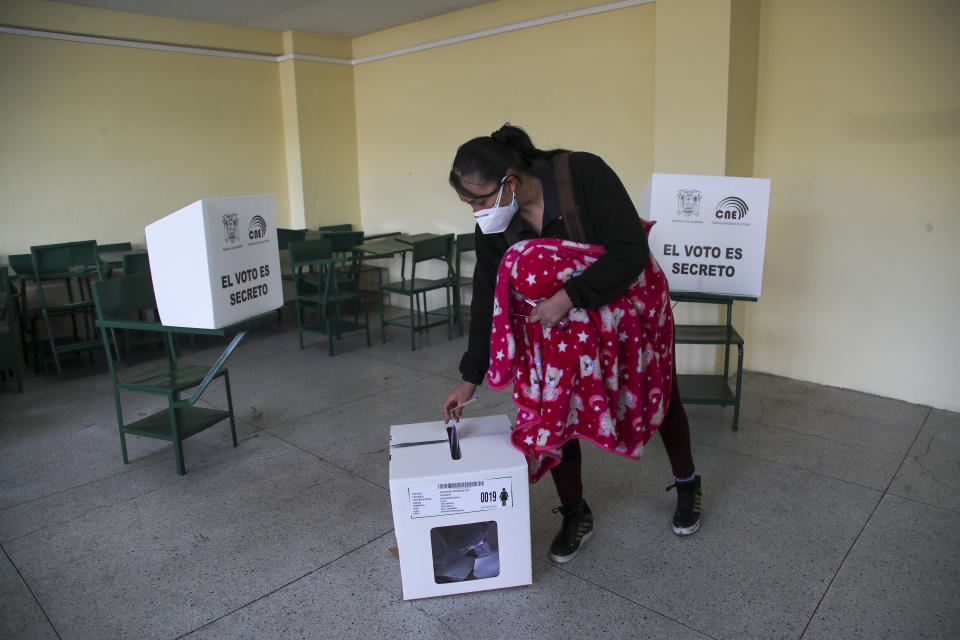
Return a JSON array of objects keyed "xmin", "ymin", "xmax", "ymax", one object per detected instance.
[{"xmin": 443, "ymin": 387, "xmax": 478, "ymax": 424}]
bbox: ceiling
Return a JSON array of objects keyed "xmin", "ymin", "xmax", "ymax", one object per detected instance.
[{"xmin": 54, "ymin": 0, "xmax": 497, "ymax": 38}]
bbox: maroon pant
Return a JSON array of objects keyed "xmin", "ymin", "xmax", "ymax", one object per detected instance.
[{"xmin": 550, "ymin": 364, "xmax": 694, "ymax": 508}]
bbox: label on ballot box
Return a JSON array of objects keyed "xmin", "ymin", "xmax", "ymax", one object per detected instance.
[
  {"xmin": 409, "ymin": 476, "xmax": 514, "ymax": 518},
  {"xmin": 145, "ymin": 195, "xmax": 283, "ymax": 329},
  {"xmin": 389, "ymin": 415, "xmax": 531, "ymax": 600}
]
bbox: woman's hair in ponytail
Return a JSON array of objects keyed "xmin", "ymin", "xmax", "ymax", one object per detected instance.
[
  {"xmin": 449, "ymin": 123, "xmax": 559, "ymax": 198},
  {"xmin": 489, "ymin": 124, "xmax": 540, "ymax": 160}
]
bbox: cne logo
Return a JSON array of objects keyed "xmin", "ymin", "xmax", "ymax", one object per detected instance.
[
  {"xmin": 248, "ymin": 215, "xmax": 268, "ymax": 240},
  {"xmin": 715, "ymin": 196, "xmax": 749, "ymax": 220},
  {"xmin": 222, "ymin": 214, "xmax": 240, "ymax": 243}
]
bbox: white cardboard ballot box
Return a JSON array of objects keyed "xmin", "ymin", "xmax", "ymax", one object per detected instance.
[
  {"xmin": 145, "ymin": 195, "xmax": 283, "ymax": 329},
  {"xmin": 638, "ymin": 173, "xmax": 771, "ymax": 297},
  {"xmin": 389, "ymin": 415, "xmax": 532, "ymax": 600}
]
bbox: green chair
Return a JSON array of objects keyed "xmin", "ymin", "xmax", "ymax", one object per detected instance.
[
  {"xmin": 379, "ymin": 234, "xmax": 456, "ymax": 351},
  {"xmin": 0, "ymin": 267, "xmax": 23, "ymax": 392},
  {"xmin": 6, "ymin": 253, "xmax": 35, "ymax": 364},
  {"xmin": 290, "ymin": 238, "xmax": 370, "ymax": 356},
  {"xmin": 276, "ymin": 228, "xmax": 307, "ymax": 251},
  {"xmin": 117, "ymin": 250, "xmax": 159, "ymax": 361},
  {"xmin": 335, "ymin": 231, "xmax": 396, "ymax": 302},
  {"xmin": 99, "ymin": 241, "xmax": 133, "ymax": 253},
  {"xmin": 121, "ymin": 250, "xmax": 150, "ymax": 275},
  {"xmin": 276, "ymin": 228, "xmax": 307, "ymax": 322},
  {"xmin": 335, "ymin": 230, "xmax": 390, "ymax": 297},
  {"xmin": 98, "ymin": 241, "xmax": 133, "ymax": 275},
  {"xmin": 92, "ymin": 273, "xmax": 238, "ymax": 476},
  {"xmin": 453, "ymin": 233, "xmax": 476, "ymax": 336},
  {"xmin": 30, "ymin": 240, "xmax": 105, "ymax": 374},
  {"xmin": 431, "ymin": 232, "xmax": 476, "ymax": 337},
  {"xmin": 317, "ymin": 223, "xmax": 353, "ymax": 232},
  {"xmin": 320, "ymin": 230, "xmax": 365, "ymax": 291}
]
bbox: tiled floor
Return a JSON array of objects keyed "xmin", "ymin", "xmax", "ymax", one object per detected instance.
[{"xmin": 1, "ymin": 317, "xmax": 957, "ymax": 640}]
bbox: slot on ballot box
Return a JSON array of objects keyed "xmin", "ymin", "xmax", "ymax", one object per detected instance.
[
  {"xmin": 389, "ymin": 415, "xmax": 532, "ymax": 600},
  {"xmin": 145, "ymin": 194, "xmax": 283, "ymax": 329}
]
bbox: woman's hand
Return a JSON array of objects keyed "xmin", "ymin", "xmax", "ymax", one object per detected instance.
[
  {"xmin": 443, "ymin": 381, "xmax": 478, "ymax": 423},
  {"xmin": 530, "ymin": 288, "xmax": 573, "ymax": 328}
]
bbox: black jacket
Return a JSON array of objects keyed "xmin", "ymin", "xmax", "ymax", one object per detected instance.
[{"xmin": 459, "ymin": 151, "xmax": 650, "ymax": 384}]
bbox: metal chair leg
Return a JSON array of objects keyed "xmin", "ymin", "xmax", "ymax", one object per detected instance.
[
  {"xmin": 379, "ymin": 287, "xmax": 387, "ymax": 344},
  {"xmin": 295, "ymin": 298, "xmax": 304, "ymax": 349},
  {"xmin": 732, "ymin": 343, "xmax": 744, "ymax": 431},
  {"xmin": 409, "ymin": 296, "xmax": 416, "ymax": 351},
  {"xmin": 171, "ymin": 407, "xmax": 186, "ymax": 476},
  {"xmin": 224, "ymin": 371, "xmax": 238, "ymax": 447},
  {"xmin": 446, "ymin": 286, "xmax": 453, "ymax": 341}
]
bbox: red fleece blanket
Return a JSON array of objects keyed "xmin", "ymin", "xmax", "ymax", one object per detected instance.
[{"xmin": 485, "ymin": 233, "xmax": 674, "ymax": 482}]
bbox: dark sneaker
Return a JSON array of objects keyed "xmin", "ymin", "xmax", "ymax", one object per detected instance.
[
  {"xmin": 666, "ymin": 475, "xmax": 702, "ymax": 536},
  {"xmin": 549, "ymin": 501, "xmax": 594, "ymax": 563}
]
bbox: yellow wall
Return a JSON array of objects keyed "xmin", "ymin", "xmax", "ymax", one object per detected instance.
[
  {"xmin": 750, "ymin": 0, "xmax": 960, "ymax": 409},
  {"xmin": 724, "ymin": 0, "xmax": 761, "ymax": 179},
  {"xmin": 650, "ymin": 0, "xmax": 747, "ymax": 375},
  {"xmin": 652, "ymin": 0, "xmax": 732, "ymax": 175},
  {"xmin": 0, "ymin": 1, "xmax": 290, "ymax": 249},
  {"xmin": 354, "ymin": 3, "xmax": 656, "ymax": 236},
  {"xmin": 279, "ymin": 30, "xmax": 360, "ymax": 229},
  {"xmin": 0, "ymin": 0, "xmax": 361, "ymax": 250},
  {"xmin": 278, "ymin": 58, "xmax": 307, "ymax": 227},
  {"xmin": 0, "ymin": 32, "xmax": 288, "ymax": 249},
  {"xmin": 293, "ymin": 59, "xmax": 361, "ymax": 230}
]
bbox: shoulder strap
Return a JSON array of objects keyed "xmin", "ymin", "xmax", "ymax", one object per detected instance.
[
  {"xmin": 501, "ymin": 152, "xmax": 585, "ymax": 245},
  {"xmin": 552, "ymin": 152, "xmax": 587, "ymax": 243}
]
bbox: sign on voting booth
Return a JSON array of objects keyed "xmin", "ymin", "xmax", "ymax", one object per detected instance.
[
  {"xmin": 389, "ymin": 415, "xmax": 532, "ymax": 600},
  {"xmin": 638, "ymin": 174, "xmax": 771, "ymax": 297},
  {"xmin": 145, "ymin": 195, "xmax": 283, "ymax": 329}
]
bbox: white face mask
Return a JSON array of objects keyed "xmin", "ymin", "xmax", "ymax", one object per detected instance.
[{"xmin": 473, "ymin": 178, "xmax": 519, "ymax": 234}]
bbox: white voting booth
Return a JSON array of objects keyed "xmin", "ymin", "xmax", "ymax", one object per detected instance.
[
  {"xmin": 638, "ymin": 174, "xmax": 771, "ymax": 297},
  {"xmin": 145, "ymin": 195, "xmax": 283, "ymax": 329},
  {"xmin": 389, "ymin": 415, "xmax": 532, "ymax": 600}
]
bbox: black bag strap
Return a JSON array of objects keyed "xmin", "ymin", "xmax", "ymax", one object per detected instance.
[
  {"xmin": 501, "ymin": 151, "xmax": 586, "ymax": 245},
  {"xmin": 552, "ymin": 152, "xmax": 587, "ymax": 243}
]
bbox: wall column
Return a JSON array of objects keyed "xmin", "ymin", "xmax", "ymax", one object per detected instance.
[
  {"xmin": 277, "ymin": 31, "xmax": 362, "ymax": 231},
  {"xmin": 278, "ymin": 46, "xmax": 306, "ymax": 229},
  {"xmin": 653, "ymin": 0, "xmax": 762, "ymax": 373}
]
